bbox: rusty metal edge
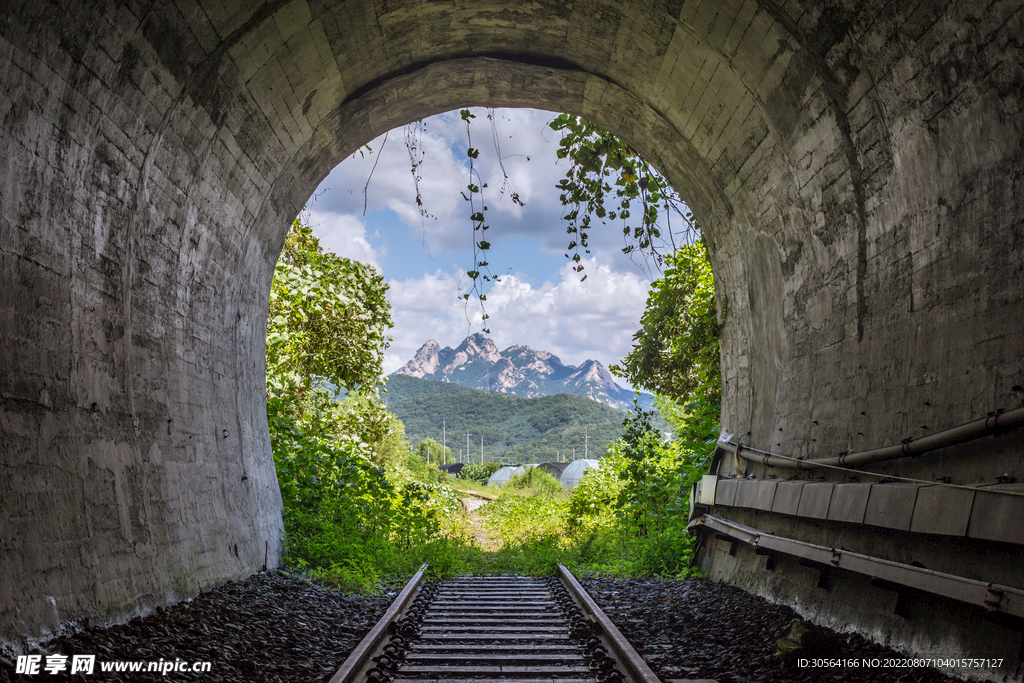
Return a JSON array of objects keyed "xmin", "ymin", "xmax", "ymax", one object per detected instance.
[
  {"xmin": 461, "ymin": 490, "xmax": 495, "ymax": 501},
  {"xmin": 327, "ymin": 562, "xmax": 428, "ymax": 683},
  {"xmin": 689, "ymin": 514, "xmax": 1024, "ymax": 618},
  {"xmin": 557, "ymin": 563, "xmax": 662, "ymax": 683}
]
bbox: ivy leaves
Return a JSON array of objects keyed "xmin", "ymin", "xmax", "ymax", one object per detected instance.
[{"xmin": 549, "ymin": 113, "xmax": 693, "ymax": 278}]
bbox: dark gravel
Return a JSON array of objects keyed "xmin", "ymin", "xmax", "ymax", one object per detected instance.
[
  {"xmin": 1, "ymin": 571, "xmax": 392, "ymax": 683},
  {"xmin": 579, "ymin": 576, "xmax": 966, "ymax": 683},
  {"xmin": 1, "ymin": 573, "xmax": 973, "ymax": 683}
]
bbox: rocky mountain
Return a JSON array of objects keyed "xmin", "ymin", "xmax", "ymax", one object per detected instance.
[{"xmin": 393, "ymin": 333, "xmax": 653, "ymax": 411}]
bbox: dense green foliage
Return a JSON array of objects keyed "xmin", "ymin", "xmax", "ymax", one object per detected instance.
[
  {"xmin": 385, "ymin": 376, "xmax": 634, "ymax": 462},
  {"xmin": 504, "ymin": 468, "xmax": 564, "ymax": 499},
  {"xmin": 459, "ymin": 461, "xmax": 502, "ymax": 483},
  {"xmin": 610, "ymin": 241, "xmax": 719, "ymax": 401},
  {"xmin": 269, "ymin": 395, "xmax": 467, "ymax": 588},
  {"xmin": 472, "ymin": 406, "xmax": 710, "ymax": 577},
  {"xmin": 268, "ymin": 220, "xmax": 392, "ymax": 393},
  {"xmin": 611, "ymin": 241, "xmax": 721, "ymax": 458},
  {"xmin": 267, "ymin": 220, "xmax": 473, "ymax": 589}
]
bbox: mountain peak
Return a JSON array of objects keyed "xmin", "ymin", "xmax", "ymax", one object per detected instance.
[
  {"xmin": 457, "ymin": 333, "xmax": 501, "ymax": 362},
  {"xmin": 393, "ymin": 336, "xmax": 651, "ymax": 410},
  {"xmin": 396, "ymin": 339, "xmax": 442, "ymax": 378}
]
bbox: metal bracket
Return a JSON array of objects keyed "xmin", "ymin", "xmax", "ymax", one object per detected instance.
[{"xmin": 985, "ymin": 588, "xmax": 1006, "ymax": 611}]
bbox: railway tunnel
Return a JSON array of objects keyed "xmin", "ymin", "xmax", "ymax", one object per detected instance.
[{"xmin": 1, "ymin": 0, "xmax": 1022, "ymax": 676}]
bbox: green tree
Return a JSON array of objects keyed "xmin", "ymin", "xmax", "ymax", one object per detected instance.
[
  {"xmin": 610, "ymin": 240, "xmax": 720, "ymax": 456},
  {"xmin": 267, "ymin": 219, "xmax": 393, "ymax": 394},
  {"xmin": 266, "ymin": 218, "xmax": 468, "ymax": 586},
  {"xmin": 415, "ymin": 438, "xmax": 451, "ymax": 464},
  {"xmin": 460, "ymin": 461, "xmax": 501, "ymax": 483}
]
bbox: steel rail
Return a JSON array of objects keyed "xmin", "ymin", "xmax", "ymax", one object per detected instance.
[
  {"xmin": 328, "ymin": 564, "xmax": 665, "ymax": 683},
  {"xmin": 558, "ymin": 564, "xmax": 662, "ymax": 683},
  {"xmin": 328, "ymin": 562, "xmax": 428, "ymax": 683}
]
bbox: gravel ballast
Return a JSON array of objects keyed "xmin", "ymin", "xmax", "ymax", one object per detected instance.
[
  {"xmin": 2, "ymin": 573, "xmax": 972, "ymax": 682},
  {"xmin": 580, "ymin": 576, "xmax": 965, "ymax": 683},
  {"xmin": 2, "ymin": 571, "xmax": 391, "ymax": 683}
]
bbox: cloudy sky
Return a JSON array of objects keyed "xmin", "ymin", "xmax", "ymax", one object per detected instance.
[{"xmin": 303, "ymin": 107, "xmax": 682, "ymax": 376}]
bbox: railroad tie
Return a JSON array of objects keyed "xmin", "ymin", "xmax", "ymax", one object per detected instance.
[{"xmin": 369, "ymin": 576, "xmax": 625, "ymax": 683}]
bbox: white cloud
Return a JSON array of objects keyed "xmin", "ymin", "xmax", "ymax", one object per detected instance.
[
  {"xmin": 483, "ymin": 259, "xmax": 649, "ymax": 368},
  {"xmin": 304, "ymin": 209, "xmax": 382, "ymax": 270},
  {"xmin": 383, "ymin": 257, "xmax": 648, "ymax": 373},
  {"xmin": 388, "ymin": 269, "xmax": 465, "ymax": 313},
  {"xmin": 309, "ymin": 108, "xmax": 575, "ymax": 251}
]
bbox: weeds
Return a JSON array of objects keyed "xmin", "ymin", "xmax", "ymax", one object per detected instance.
[{"xmin": 463, "ymin": 407, "xmax": 706, "ymax": 578}]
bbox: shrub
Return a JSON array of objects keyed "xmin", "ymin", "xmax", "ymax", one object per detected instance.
[
  {"xmin": 506, "ymin": 467, "xmax": 564, "ymax": 499},
  {"xmin": 460, "ymin": 461, "xmax": 502, "ymax": 483}
]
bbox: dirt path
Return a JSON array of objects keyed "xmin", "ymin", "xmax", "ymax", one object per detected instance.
[{"xmin": 460, "ymin": 497, "xmax": 501, "ymax": 551}]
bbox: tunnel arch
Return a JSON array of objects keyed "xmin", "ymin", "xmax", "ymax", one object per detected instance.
[{"xmin": 2, "ymin": 0, "xmax": 1022, "ymax": 662}]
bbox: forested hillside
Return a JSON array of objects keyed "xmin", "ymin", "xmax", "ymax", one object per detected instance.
[{"xmin": 384, "ymin": 375, "xmax": 633, "ymax": 463}]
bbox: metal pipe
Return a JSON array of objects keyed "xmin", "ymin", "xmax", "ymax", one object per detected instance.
[{"xmin": 724, "ymin": 406, "xmax": 1024, "ymax": 470}]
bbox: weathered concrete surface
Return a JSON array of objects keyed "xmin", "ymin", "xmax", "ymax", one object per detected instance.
[{"xmin": 0, "ymin": 0, "xmax": 1021, "ymax": 668}]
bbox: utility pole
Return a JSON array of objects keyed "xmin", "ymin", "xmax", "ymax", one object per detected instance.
[
  {"xmin": 585, "ymin": 425, "xmax": 588, "ymax": 459},
  {"xmin": 480, "ymin": 435, "xmax": 484, "ymax": 464},
  {"xmin": 466, "ymin": 430, "xmax": 471, "ymax": 465},
  {"xmin": 442, "ymin": 419, "xmax": 446, "ymax": 465}
]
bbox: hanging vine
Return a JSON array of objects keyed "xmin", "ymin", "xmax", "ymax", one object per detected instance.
[
  {"xmin": 403, "ymin": 119, "xmax": 436, "ymax": 253},
  {"xmin": 548, "ymin": 113, "xmax": 697, "ymax": 280},
  {"xmin": 458, "ymin": 109, "xmax": 501, "ymax": 333},
  {"xmin": 356, "ymin": 110, "xmax": 698, "ymax": 335}
]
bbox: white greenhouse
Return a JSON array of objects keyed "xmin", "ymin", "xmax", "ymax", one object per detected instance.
[
  {"xmin": 559, "ymin": 459, "xmax": 599, "ymax": 489},
  {"xmin": 487, "ymin": 465, "xmax": 525, "ymax": 487}
]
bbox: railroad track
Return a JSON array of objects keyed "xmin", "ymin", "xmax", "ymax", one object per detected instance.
[
  {"xmin": 458, "ymin": 490, "xmax": 495, "ymax": 501},
  {"xmin": 329, "ymin": 564, "xmax": 661, "ymax": 683}
]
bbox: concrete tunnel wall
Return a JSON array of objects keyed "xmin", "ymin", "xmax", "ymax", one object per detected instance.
[{"xmin": 1, "ymin": 0, "xmax": 1022, "ymax": 655}]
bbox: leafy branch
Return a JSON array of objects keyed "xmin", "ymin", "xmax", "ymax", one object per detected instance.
[
  {"xmin": 267, "ymin": 219, "xmax": 393, "ymax": 395},
  {"xmin": 549, "ymin": 114, "xmax": 698, "ymax": 279},
  {"xmin": 609, "ymin": 239, "xmax": 721, "ymax": 415}
]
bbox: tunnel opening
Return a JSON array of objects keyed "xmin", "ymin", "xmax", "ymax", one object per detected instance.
[
  {"xmin": 263, "ymin": 104, "xmax": 716, "ymax": 591},
  {"xmin": 2, "ymin": 2, "xmax": 1023, "ymax": 678}
]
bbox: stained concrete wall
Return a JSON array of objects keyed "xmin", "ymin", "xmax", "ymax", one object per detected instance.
[{"xmin": 1, "ymin": 0, "xmax": 1021, "ymax": 661}]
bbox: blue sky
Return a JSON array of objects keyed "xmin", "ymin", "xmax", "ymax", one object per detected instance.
[{"xmin": 303, "ymin": 107, "xmax": 681, "ymax": 376}]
